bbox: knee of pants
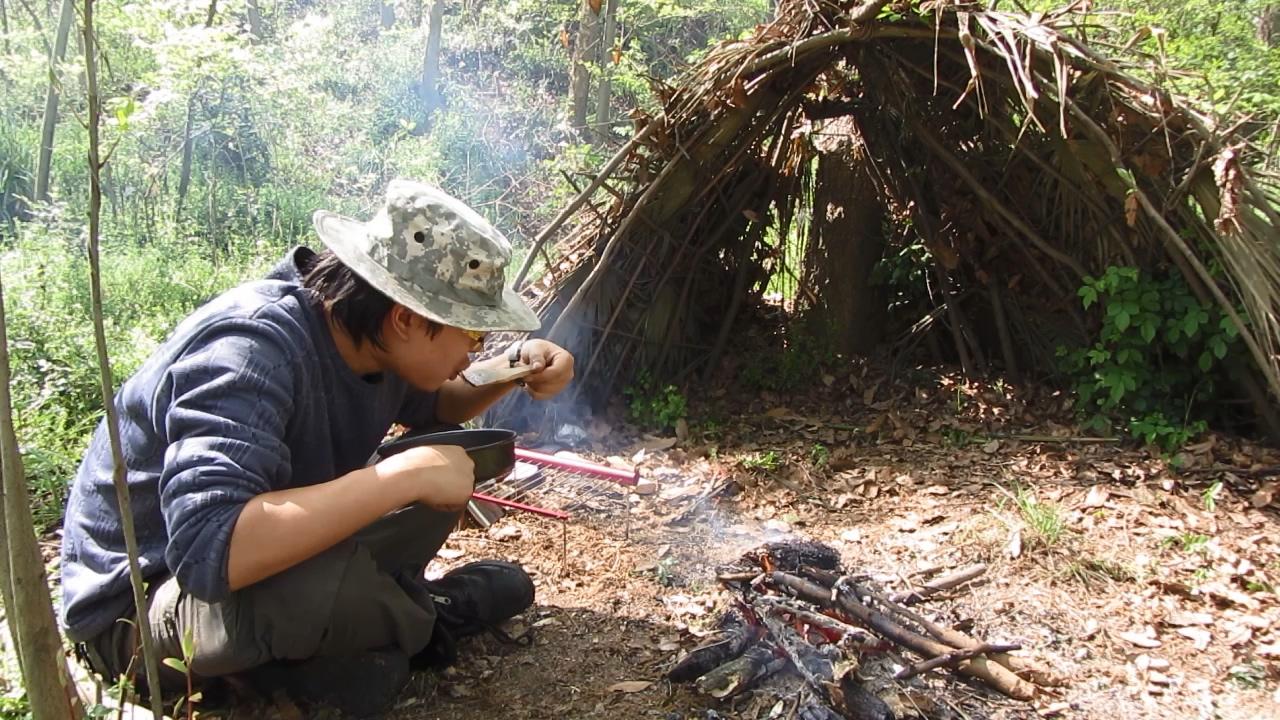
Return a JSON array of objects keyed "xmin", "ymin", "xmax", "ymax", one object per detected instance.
[
  {"xmin": 239, "ymin": 539, "xmax": 359, "ymax": 661},
  {"xmin": 242, "ymin": 538, "xmax": 436, "ymax": 660}
]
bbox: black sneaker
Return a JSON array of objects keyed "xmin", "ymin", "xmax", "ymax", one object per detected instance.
[
  {"xmin": 413, "ymin": 560, "xmax": 535, "ymax": 668},
  {"xmin": 245, "ymin": 648, "xmax": 410, "ymax": 718}
]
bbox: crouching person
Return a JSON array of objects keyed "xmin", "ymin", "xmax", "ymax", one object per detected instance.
[{"xmin": 59, "ymin": 179, "xmax": 574, "ymax": 716}]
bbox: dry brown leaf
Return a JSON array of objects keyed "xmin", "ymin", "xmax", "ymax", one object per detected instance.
[
  {"xmin": 1083, "ymin": 485, "xmax": 1110, "ymax": 508},
  {"xmin": 1164, "ymin": 611, "xmax": 1214, "ymax": 627},
  {"xmin": 1251, "ymin": 481, "xmax": 1278, "ymax": 508},
  {"xmin": 1118, "ymin": 631, "xmax": 1162, "ymax": 648},
  {"xmin": 1175, "ymin": 626, "xmax": 1212, "ymax": 650},
  {"xmin": 607, "ymin": 680, "xmax": 652, "ymax": 693}
]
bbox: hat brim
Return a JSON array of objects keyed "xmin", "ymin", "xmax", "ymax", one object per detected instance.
[{"xmin": 312, "ymin": 210, "xmax": 542, "ymax": 333}]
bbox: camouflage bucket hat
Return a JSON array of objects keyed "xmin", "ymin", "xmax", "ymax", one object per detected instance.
[{"xmin": 312, "ymin": 179, "xmax": 541, "ymax": 332}]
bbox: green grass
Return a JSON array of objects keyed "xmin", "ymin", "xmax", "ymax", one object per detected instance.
[
  {"xmin": 1010, "ymin": 486, "xmax": 1067, "ymax": 547},
  {"xmin": 4, "ymin": 225, "xmax": 280, "ymax": 531}
]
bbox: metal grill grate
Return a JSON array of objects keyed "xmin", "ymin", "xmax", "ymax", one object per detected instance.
[{"xmin": 469, "ymin": 448, "xmax": 638, "ymax": 523}]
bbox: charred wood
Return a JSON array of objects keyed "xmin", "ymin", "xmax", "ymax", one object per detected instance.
[
  {"xmin": 668, "ymin": 611, "xmax": 763, "ymax": 683},
  {"xmin": 695, "ymin": 644, "xmax": 788, "ymax": 699},
  {"xmin": 839, "ymin": 676, "xmax": 896, "ymax": 720},
  {"xmin": 752, "ymin": 540, "xmax": 842, "ymax": 574}
]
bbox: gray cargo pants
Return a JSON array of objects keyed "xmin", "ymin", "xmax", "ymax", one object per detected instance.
[{"xmin": 80, "ymin": 503, "xmax": 459, "ymax": 693}]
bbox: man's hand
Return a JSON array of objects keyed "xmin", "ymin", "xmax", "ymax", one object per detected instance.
[
  {"xmin": 374, "ymin": 445, "xmax": 475, "ymax": 511},
  {"xmin": 514, "ymin": 339, "xmax": 574, "ymax": 400}
]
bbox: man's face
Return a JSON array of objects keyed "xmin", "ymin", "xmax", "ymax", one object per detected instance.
[{"xmin": 383, "ymin": 309, "xmax": 483, "ymax": 391}]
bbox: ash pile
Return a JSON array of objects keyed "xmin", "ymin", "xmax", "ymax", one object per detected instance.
[{"xmin": 667, "ymin": 541, "xmax": 1065, "ymax": 719}]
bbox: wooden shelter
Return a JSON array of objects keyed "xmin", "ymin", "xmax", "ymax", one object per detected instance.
[{"xmin": 498, "ymin": 0, "xmax": 1280, "ymax": 435}]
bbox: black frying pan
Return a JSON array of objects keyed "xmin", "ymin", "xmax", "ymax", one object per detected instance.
[{"xmin": 372, "ymin": 428, "xmax": 516, "ymax": 482}]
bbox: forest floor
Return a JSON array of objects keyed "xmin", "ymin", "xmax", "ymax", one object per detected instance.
[
  {"xmin": 378, "ymin": 365, "xmax": 1280, "ymax": 720},
  {"xmin": 8, "ymin": 365, "xmax": 1280, "ymax": 719}
]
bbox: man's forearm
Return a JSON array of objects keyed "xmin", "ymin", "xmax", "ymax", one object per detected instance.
[
  {"xmin": 225, "ymin": 465, "xmax": 415, "ymax": 592},
  {"xmin": 434, "ymin": 356, "xmax": 520, "ymax": 424}
]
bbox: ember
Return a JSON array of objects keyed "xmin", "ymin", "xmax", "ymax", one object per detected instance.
[{"xmin": 669, "ymin": 541, "xmax": 1064, "ymax": 718}]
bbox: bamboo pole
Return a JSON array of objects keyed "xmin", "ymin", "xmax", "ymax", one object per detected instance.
[
  {"xmin": 33, "ymin": 0, "xmax": 75, "ymax": 204},
  {"xmin": 84, "ymin": 0, "xmax": 167, "ymax": 711},
  {"xmin": 512, "ymin": 121, "xmax": 657, "ymax": 291}
]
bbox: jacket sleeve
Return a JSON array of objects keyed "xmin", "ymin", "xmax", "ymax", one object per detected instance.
[{"xmin": 156, "ymin": 322, "xmax": 295, "ymax": 602}]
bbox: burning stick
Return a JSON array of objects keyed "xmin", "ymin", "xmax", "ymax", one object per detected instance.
[
  {"xmin": 694, "ymin": 645, "xmax": 788, "ymax": 699},
  {"xmin": 894, "ymin": 642, "xmax": 1023, "ymax": 680},
  {"xmin": 857, "ymin": 583, "xmax": 1065, "ymax": 688},
  {"xmin": 668, "ymin": 611, "xmax": 764, "ymax": 682},
  {"xmin": 767, "ymin": 571, "xmax": 1039, "ymax": 701}
]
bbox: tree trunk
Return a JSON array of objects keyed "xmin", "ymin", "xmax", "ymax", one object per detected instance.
[
  {"xmin": 1, "ymin": 0, "xmax": 10, "ymax": 54},
  {"xmin": 594, "ymin": 0, "xmax": 618, "ymax": 141},
  {"xmin": 84, "ymin": 0, "xmax": 167, "ymax": 710},
  {"xmin": 245, "ymin": 0, "xmax": 262, "ymax": 40},
  {"xmin": 378, "ymin": 0, "xmax": 394, "ymax": 29},
  {"xmin": 1260, "ymin": 4, "xmax": 1279, "ymax": 46},
  {"xmin": 801, "ymin": 116, "xmax": 887, "ymax": 357},
  {"xmin": 571, "ymin": 0, "xmax": 602, "ymax": 133},
  {"xmin": 420, "ymin": 0, "xmax": 445, "ymax": 115},
  {"xmin": 33, "ymin": 0, "xmax": 75, "ymax": 204},
  {"xmin": 175, "ymin": 100, "xmax": 196, "ymax": 221}
]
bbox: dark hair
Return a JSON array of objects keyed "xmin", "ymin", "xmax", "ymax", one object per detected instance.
[{"xmin": 302, "ymin": 248, "xmax": 439, "ymax": 349}]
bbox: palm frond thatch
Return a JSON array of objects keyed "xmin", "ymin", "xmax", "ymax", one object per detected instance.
[{"xmin": 503, "ymin": 0, "xmax": 1280, "ymax": 424}]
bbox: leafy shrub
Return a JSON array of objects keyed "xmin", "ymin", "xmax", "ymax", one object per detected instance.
[
  {"xmin": 1058, "ymin": 266, "xmax": 1239, "ymax": 450},
  {"xmin": 624, "ymin": 369, "xmax": 687, "ymax": 431}
]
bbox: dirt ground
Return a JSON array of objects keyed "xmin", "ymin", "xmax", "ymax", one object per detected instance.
[
  {"xmin": 370, "ymin": 369, "xmax": 1280, "ymax": 720},
  {"xmin": 10, "ymin": 366, "xmax": 1280, "ymax": 720}
]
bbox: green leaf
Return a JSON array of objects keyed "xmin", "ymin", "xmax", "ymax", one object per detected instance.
[
  {"xmin": 1212, "ymin": 337, "xmax": 1228, "ymax": 359},
  {"xmin": 1115, "ymin": 310, "xmax": 1131, "ymax": 331},
  {"xmin": 1198, "ymin": 351, "xmax": 1213, "ymax": 372},
  {"xmin": 1079, "ymin": 285, "xmax": 1098, "ymax": 309},
  {"xmin": 1140, "ymin": 321, "xmax": 1157, "ymax": 343},
  {"xmin": 181, "ymin": 626, "xmax": 195, "ymax": 659},
  {"xmin": 163, "ymin": 657, "xmax": 188, "ymax": 673}
]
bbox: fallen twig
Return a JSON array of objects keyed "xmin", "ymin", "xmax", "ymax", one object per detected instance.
[{"xmin": 891, "ymin": 564, "xmax": 987, "ymax": 605}]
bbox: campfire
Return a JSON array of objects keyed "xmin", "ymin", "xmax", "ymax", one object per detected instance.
[{"xmin": 668, "ymin": 541, "xmax": 1065, "ymax": 718}]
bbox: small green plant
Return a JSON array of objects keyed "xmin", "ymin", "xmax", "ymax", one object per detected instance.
[
  {"xmin": 1191, "ymin": 566, "xmax": 1213, "ymax": 584},
  {"xmin": 655, "ymin": 555, "xmax": 680, "ymax": 587},
  {"xmin": 809, "ymin": 443, "xmax": 829, "ymax": 467},
  {"xmin": 1162, "ymin": 532, "xmax": 1211, "ymax": 553},
  {"xmin": 1245, "ymin": 579, "xmax": 1274, "ymax": 593},
  {"xmin": 1059, "ymin": 267, "xmax": 1240, "ymax": 451},
  {"xmin": 942, "ymin": 427, "xmax": 973, "ymax": 447},
  {"xmin": 162, "ymin": 627, "xmax": 201, "ymax": 720},
  {"xmin": 624, "ymin": 370, "xmax": 687, "ymax": 431},
  {"xmin": 1202, "ymin": 481, "xmax": 1223, "ymax": 512},
  {"xmin": 1010, "ymin": 486, "xmax": 1066, "ymax": 547},
  {"xmin": 0, "ymin": 690, "xmax": 31, "ymax": 720},
  {"xmin": 741, "ymin": 450, "xmax": 782, "ymax": 472},
  {"xmin": 1228, "ymin": 662, "xmax": 1266, "ymax": 689}
]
